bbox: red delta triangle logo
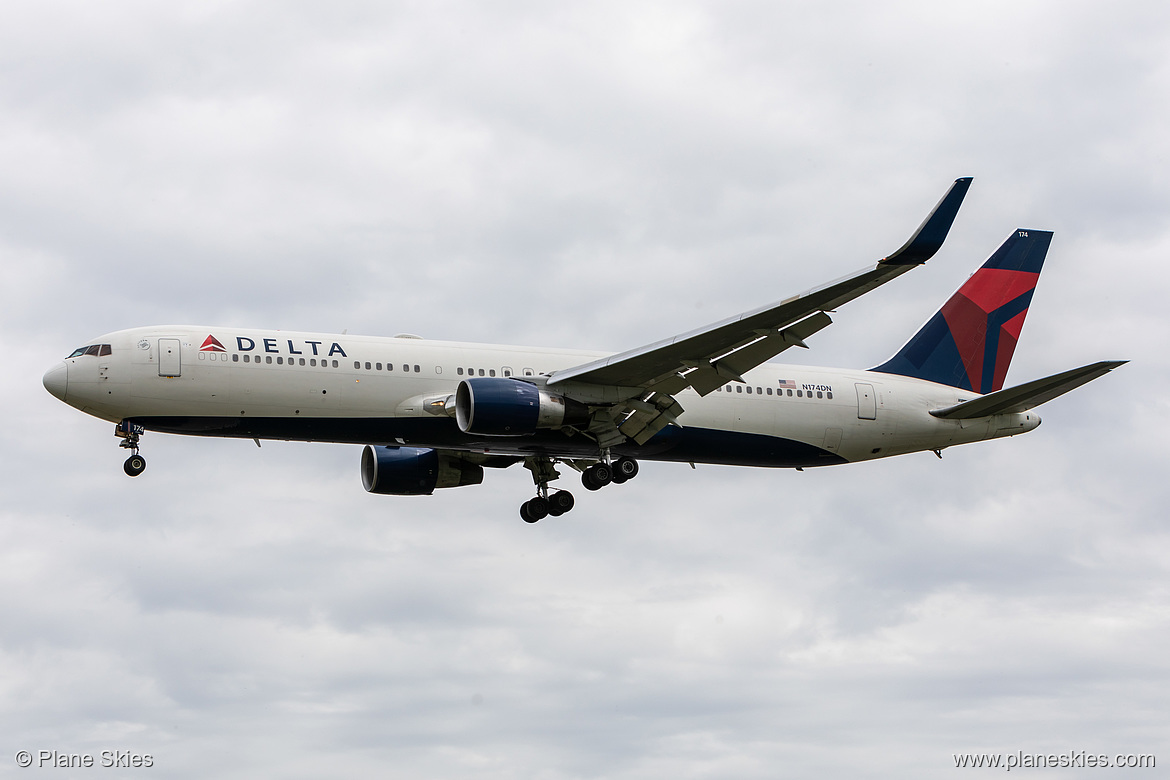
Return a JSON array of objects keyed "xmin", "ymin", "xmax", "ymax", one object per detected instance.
[{"xmin": 200, "ymin": 335, "xmax": 227, "ymax": 352}]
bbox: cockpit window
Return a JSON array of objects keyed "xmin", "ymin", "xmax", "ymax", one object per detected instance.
[{"xmin": 67, "ymin": 344, "xmax": 112, "ymax": 358}]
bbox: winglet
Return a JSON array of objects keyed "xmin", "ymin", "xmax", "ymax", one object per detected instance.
[{"xmin": 881, "ymin": 177, "xmax": 973, "ymax": 266}]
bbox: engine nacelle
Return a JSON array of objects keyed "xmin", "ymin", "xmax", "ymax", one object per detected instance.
[
  {"xmin": 361, "ymin": 445, "xmax": 484, "ymax": 495},
  {"xmin": 454, "ymin": 377, "xmax": 589, "ymax": 436}
]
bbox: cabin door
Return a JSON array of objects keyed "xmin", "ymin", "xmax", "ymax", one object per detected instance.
[{"xmin": 158, "ymin": 338, "xmax": 182, "ymax": 377}]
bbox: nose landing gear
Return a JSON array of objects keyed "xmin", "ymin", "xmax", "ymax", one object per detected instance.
[{"xmin": 116, "ymin": 421, "xmax": 147, "ymax": 477}]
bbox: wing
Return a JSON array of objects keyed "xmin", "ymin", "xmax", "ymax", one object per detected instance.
[
  {"xmin": 546, "ymin": 178, "xmax": 973, "ymax": 445},
  {"xmin": 929, "ymin": 361, "xmax": 1127, "ymax": 419}
]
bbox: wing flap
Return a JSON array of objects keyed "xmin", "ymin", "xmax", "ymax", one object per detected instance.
[
  {"xmin": 929, "ymin": 361, "xmax": 1127, "ymax": 419},
  {"xmin": 715, "ymin": 310, "xmax": 833, "ymax": 381}
]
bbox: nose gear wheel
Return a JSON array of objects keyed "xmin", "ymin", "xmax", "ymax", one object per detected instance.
[{"xmin": 115, "ymin": 421, "xmax": 147, "ymax": 477}]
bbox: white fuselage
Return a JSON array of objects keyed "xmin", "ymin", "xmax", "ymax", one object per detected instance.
[{"xmin": 45, "ymin": 325, "xmax": 1040, "ymax": 468}]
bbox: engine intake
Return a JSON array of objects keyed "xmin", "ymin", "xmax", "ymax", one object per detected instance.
[
  {"xmin": 455, "ymin": 377, "xmax": 589, "ymax": 436},
  {"xmin": 361, "ymin": 445, "xmax": 484, "ymax": 495}
]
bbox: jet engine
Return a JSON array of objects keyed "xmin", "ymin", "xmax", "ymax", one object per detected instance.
[
  {"xmin": 361, "ymin": 445, "xmax": 484, "ymax": 495},
  {"xmin": 454, "ymin": 377, "xmax": 589, "ymax": 436}
]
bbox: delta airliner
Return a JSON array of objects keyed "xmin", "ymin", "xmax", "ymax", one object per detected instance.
[{"xmin": 43, "ymin": 178, "xmax": 1123, "ymax": 521}]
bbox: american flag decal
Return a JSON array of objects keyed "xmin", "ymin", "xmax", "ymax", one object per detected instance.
[{"xmin": 778, "ymin": 379, "xmax": 796, "ymax": 388}]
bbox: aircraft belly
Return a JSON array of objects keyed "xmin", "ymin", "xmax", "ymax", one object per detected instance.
[{"xmin": 128, "ymin": 414, "xmax": 846, "ymax": 467}]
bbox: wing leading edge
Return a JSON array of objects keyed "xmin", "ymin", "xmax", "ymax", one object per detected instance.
[
  {"xmin": 548, "ymin": 177, "xmax": 972, "ymax": 394},
  {"xmin": 544, "ymin": 177, "xmax": 973, "ymax": 445}
]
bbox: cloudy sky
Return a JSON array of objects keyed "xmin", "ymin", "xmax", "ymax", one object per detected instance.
[{"xmin": 3, "ymin": 1, "xmax": 1168, "ymax": 777}]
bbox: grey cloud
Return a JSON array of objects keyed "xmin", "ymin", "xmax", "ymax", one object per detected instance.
[{"xmin": 3, "ymin": 1, "xmax": 1169, "ymax": 777}]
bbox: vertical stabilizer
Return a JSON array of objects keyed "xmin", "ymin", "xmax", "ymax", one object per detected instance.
[{"xmin": 872, "ymin": 230, "xmax": 1052, "ymax": 393}]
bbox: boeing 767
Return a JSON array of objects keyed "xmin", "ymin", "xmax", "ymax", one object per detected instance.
[{"xmin": 43, "ymin": 178, "xmax": 1124, "ymax": 521}]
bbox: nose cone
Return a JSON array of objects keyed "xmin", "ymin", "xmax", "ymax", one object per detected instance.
[{"xmin": 43, "ymin": 362, "xmax": 68, "ymax": 401}]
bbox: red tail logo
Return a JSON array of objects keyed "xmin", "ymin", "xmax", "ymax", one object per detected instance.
[{"xmin": 200, "ymin": 335, "xmax": 227, "ymax": 352}]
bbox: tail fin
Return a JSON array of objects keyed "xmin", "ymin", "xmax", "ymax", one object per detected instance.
[{"xmin": 872, "ymin": 229, "xmax": 1053, "ymax": 393}]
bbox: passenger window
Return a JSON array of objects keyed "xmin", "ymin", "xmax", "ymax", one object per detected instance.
[
  {"xmin": 797, "ymin": 390, "xmax": 803, "ymax": 397},
  {"xmin": 827, "ymin": 391, "xmax": 833, "ymax": 399},
  {"xmin": 278, "ymin": 357, "xmax": 285, "ymax": 365},
  {"xmin": 299, "ymin": 358, "xmax": 305, "ymax": 366},
  {"xmin": 232, "ymin": 354, "xmax": 239, "ymax": 362},
  {"xmin": 756, "ymin": 387, "xmax": 762, "ymax": 394},
  {"xmin": 787, "ymin": 389, "xmax": 793, "ymax": 396},
  {"xmin": 817, "ymin": 391, "xmax": 823, "ymax": 398},
  {"xmin": 332, "ymin": 360, "xmax": 338, "ymax": 368},
  {"xmin": 436, "ymin": 366, "xmax": 442, "ymax": 374},
  {"xmin": 414, "ymin": 365, "xmax": 420, "ymax": 373},
  {"xmin": 403, "ymin": 364, "xmax": 409, "ymax": 372},
  {"xmin": 746, "ymin": 386, "xmax": 752, "ymax": 394},
  {"xmin": 489, "ymin": 369, "xmax": 496, "ymax": 377},
  {"xmin": 766, "ymin": 387, "xmax": 772, "ymax": 395},
  {"xmin": 310, "ymin": 358, "xmax": 316, "ymax": 366},
  {"xmin": 376, "ymin": 363, "xmax": 382, "ymax": 371},
  {"xmin": 365, "ymin": 362, "xmax": 371, "ymax": 370},
  {"xmin": 354, "ymin": 361, "xmax": 361, "ymax": 369},
  {"xmin": 266, "ymin": 356, "xmax": 273, "ymax": 364},
  {"xmin": 199, "ymin": 352, "xmax": 206, "ymax": 360},
  {"xmin": 478, "ymin": 368, "xmax": 484, "ymax": 376},
  {"xmin": 736, "ymin": 386, "xmax": 742, "ymax": 393},
  {"xmin": 458, "ymin": 368, "xmax": 464, "ymax": 375}
]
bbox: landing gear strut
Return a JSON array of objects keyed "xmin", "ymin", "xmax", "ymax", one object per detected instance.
[
  {"xmin": 115, "ymin": 421, "xmax": 147, "ymax": 477},
  {"xmin": 521, "ymin": 456, "xmax": 575, "ymax": 523}
]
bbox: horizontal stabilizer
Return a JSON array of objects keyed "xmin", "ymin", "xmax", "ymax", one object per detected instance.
[{"xmin": 929, "ymin": 360, "xmax": 1127, "ymax": 419}]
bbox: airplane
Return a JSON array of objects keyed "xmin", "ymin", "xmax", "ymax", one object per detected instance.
[{"xmin": 42, "ymin": 178, "xmax": 1124, "ymax": 522}]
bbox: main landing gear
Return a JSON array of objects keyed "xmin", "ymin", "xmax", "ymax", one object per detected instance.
[
  {"xmin": 581, "ymin": 456, "xmax": 638, "ymax": 491},
  {"xmin": 520, "ymin": 456, "xmax": 575, "ymax": 523},
  {"xmin": 115, "ymin": 421, "xmax": 147, "ymax": 477},
  {"xmin": 520, "ymin": 489, "xmax": 575, "ymax": 523},
  {"xmin": 519, "ymin": 454, "xmax": 640, "ymax": 523}
]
